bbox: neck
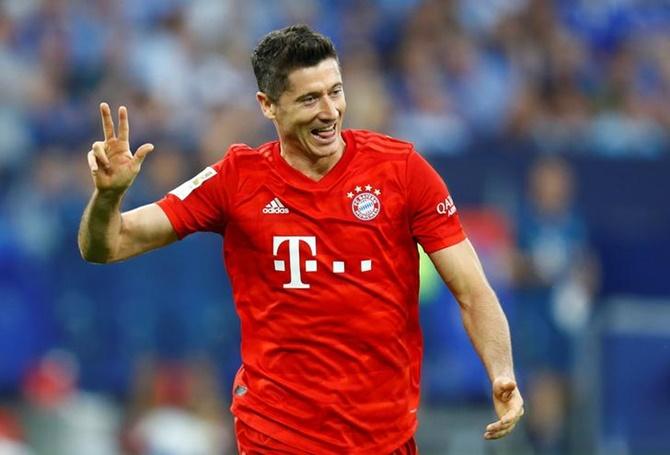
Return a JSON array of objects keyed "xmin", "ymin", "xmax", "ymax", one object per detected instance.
[{"xmin": 279, "ymin": 138, "xmax": 345, "ymax": 181}]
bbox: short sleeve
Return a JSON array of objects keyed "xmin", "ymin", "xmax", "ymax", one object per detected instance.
[
  {"xmin": 406, "ymin": 150, "xmax": 466, "ymax": 253},
  {"xmin": 156, "ymin": 153, "xmax": 236, "ymax": 239}
]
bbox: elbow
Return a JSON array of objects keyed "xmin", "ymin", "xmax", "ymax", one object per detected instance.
[
  {"xmin": 79, "ymin": 249, "xmax": 108, "ymax": 264},
  {"xmin": 455, "ymin": 286, "xmax": 498, "ymax": 312},
  {"xmin": 78, "ymin": 241, "xmax": 113, "ymax": 264},
  {"xmin": 456, "ymin": 294, "xmax": 477, "ymax": 312},
  {"xmin": 83, "ymin": 256, "xmax": 111, "ymax": 265}
]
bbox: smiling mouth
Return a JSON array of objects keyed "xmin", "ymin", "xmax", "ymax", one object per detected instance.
[{"xmin": 311, "ymin": 124, "xmax": 337, "ymax": 140}]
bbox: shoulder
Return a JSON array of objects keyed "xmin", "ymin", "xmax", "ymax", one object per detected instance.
[
  {"xmin": 213, "ymin": 140, "xmax": 276, "ymax": 169},
  {"xmin": 225, "ymin": 141, "xmax": 275, "ymax": 160},
  {"xmin": 348, "ymin": 129, "xmax": 414, "ymax": 157}
]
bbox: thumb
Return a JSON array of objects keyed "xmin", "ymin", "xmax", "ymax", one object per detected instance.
[
  {"xmin": 134, "ymin": 143, "xmax": 155, "ymax": 163},
  {"xmin": 493, "ymin": 377, "xmax": 517, "ymax": 401}
]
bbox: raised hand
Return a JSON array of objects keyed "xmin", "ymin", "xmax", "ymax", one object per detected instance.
[
  {"xmin": 87, "ymin": 102, "xmax": 154, "ymax": 194},
  {"xmin": 484, "ymin": 377, "xmax": 524, "ymax": 440}
]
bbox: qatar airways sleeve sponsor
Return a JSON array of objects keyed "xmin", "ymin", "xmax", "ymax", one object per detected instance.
[
  {"xmin": 436, "ymin": 196, "xmax": 456, "ymax": 216},
  {"xmin": 405, "ymin": 150, "xmax": 465, "ymax": 251}
]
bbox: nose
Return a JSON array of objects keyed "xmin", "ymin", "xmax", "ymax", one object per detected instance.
[{"xmin": 318, "ymin": 96, "xmax": 338, "ymax": 121}]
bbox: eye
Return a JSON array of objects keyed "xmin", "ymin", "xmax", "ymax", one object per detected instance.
[
  {"xmin": 302, "ymin": 95, "xmax": 317, "ymax": 106},
  {"xmin": 330, "ymin": 87, "xmax": 343, "ymax": 97}
]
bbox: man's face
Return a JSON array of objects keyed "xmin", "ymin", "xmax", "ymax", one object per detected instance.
[{"xmin": 264, "ymin": 58, "xmax": 347, "ymax": 160}]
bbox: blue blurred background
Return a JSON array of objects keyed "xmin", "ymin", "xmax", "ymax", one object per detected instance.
[{"xmin": 1, "ymin": 0, "xmax": 669, "ymax": 454}]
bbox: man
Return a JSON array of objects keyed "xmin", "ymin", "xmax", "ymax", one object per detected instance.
[
  {"xmin": 79, "ymin": 25, "xmax": 523, "ymax": 454},
  {"xmin": 513, "ymin": 156, "xmax": 596, "ymax": 454}
]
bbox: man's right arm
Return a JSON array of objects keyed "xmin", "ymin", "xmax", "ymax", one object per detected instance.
[
  {"xmin": 78, "ymin": 102, "xmax": 177, "ymax": 263},
  {"xmin": 78, "ymin": 196, "xmax": 176, "ymax": 263}
]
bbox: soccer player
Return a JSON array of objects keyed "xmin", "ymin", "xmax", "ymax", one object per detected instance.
[{"xmin": 79, "ymin": 25, "xmax": 524, "ymax": 454}]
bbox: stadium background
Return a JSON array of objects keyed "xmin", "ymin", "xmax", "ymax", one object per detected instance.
[{"xmin": 1, "ymin": 0, "xmax": 669, "ymax": 454}]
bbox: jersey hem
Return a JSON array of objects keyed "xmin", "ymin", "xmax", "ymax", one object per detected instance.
[{"xmin": 231, "ymin": 402, "xmax": 418, "ymax": 455}]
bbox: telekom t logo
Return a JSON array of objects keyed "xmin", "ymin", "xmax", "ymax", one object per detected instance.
[
  {"xmin": 273, "ymin": 236, "xmax": 317, "ymax": 289},
  {"xmin": 273, "ymin": 235, "xmax": 372, "ymax": 289}
]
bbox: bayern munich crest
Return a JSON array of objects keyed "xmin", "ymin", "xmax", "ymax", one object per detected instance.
[{"xmin": 347, "ymin": 184, "xmax": 382, "ymax": 221}]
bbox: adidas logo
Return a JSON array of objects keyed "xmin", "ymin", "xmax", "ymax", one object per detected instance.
[{"xmin": 262, "ymin": 197, "xmax": 289, "ymax": 214}]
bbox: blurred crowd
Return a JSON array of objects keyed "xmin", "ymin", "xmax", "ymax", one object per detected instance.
[
  {"xmin": 2, "ymin": 0, "xmax": 670, "ymax": 172},
  {"xmin": 0, "ymin": 0, "xmax": 668, "ymax": 454}
]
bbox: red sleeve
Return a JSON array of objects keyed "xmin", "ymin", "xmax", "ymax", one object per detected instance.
[
  {"xmin": 156, "ymin": 153, "xmax": 236, "ymax": 239},
  {"xmin": 406, "ymin": 149, "xmax": 466, "ymax": 253}
]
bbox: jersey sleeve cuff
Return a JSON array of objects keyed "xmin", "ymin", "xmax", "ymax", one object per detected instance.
[
  {"xmin": 420, "ymin": 230, "xmax": 467, "ymax": 254},
  {"xmin": 156, "ymin": 197, "xmax": 188, "ymax": 240}
]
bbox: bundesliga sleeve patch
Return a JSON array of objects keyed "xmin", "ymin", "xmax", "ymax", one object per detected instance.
[{"xmin": 169, "ymin": 166, "xmax": 217, "ymax": 200}]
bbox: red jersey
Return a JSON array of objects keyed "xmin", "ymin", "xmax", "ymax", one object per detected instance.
[{"xmin": 157, "ymin": 129, "xmax": 466, "ymax": 454}]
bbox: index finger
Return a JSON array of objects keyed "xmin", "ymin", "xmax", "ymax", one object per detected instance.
[{"xmin": 100, "ymin": 102, "xmax": 116, "ymax": 141}]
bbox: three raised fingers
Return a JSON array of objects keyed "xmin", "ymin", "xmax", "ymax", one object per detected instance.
[{"xmin": 93, "ymin": 103, "xmax": 152, "ymax": 170}]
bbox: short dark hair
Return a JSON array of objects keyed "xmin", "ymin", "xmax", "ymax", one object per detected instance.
[{"xmin": 251, "ymin": 24, "xmax": 338, "ymax": 102}]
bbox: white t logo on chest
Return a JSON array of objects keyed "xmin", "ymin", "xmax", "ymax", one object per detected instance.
[
  {"xmin": 273, "ymin": 236, "xmax": 317, "ymax": 289},
  {"xmin": 273, "ymin": 235, "xmax": 372, "ymax": 289}
]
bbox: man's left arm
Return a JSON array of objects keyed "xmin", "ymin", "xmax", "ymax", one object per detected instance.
[{"xmin": 429, "ymin": 239, "xmax": 524, "ymax": 440}]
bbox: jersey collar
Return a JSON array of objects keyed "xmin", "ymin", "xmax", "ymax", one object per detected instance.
[{"xmin": 271, "ymin": 130, "xmax": 357, "ymax": 189}]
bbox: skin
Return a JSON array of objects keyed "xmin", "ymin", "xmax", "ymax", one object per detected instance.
[
  {"xmin": 78, "ymin": 103, "xmax": 176, "ymax": 263},
  {"xmin": 256, "ymin": 58, "xmax": 347, "ymax": 181},
  {"xmin": 429, "ymin": 242, "xmax": 524, "ymax": 439},
  {"xmin": 79, "ymin": 58, "xmax": 523, "ymax": 440}
]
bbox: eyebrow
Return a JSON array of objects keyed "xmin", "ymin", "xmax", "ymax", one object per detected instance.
[{"xmin": 295, "ymin": 82, "xmax": 343, "ymax": 101}]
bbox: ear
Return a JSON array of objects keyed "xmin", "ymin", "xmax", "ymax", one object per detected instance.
[{"xmin": 256, "ymin": 91, "xmax": 276, "ymax": 120}]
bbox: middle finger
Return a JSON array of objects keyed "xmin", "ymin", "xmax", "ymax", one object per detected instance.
[{"xmin": 118, "ymin": 106, "xmax": 129, "ymax": 142}]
